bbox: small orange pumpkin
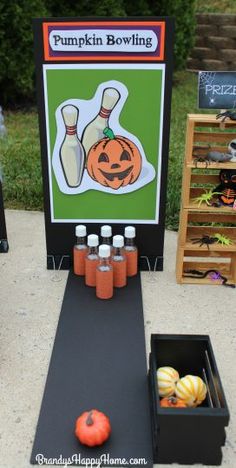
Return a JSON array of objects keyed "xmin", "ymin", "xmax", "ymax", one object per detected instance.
[
  {"xmin": 87, "ymin": 127, "xmax": 142, "ymax": 190},
  {"xmin": 75, "ymin": 409, "xmax": 111, "ymax": 447},
  {"xmin": 160, "ymin": 396, "xmax": 187, "ymax": 408}
]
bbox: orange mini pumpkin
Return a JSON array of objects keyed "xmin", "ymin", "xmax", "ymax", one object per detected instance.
[
  {"xmin": 75, "ymin": 409, "xmax": 111, "ymax": 447},
  {"xmin": 87, "ymin": 127, "xmax": 142, "ymax": 190},
  {"xmin": 160, "ymin": 396, "xmax": 187, "ymax": 408}
]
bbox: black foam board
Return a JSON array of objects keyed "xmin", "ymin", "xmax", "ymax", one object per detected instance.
[
  {"xmin": 33, "ymin": 17, "xmax": 174, "ymax": 271},
  {"xmin": 31, "ymin": 272, "xmax": 153, "ymax": 467},
  {"xmin": 0, "ymin": 180, "xmax": 8, "ymax": 252}
]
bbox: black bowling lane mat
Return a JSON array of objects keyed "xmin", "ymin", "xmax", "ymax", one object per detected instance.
[{"xmin": 31, "ymin": 272, "xmax": 153, "ymax": 467}]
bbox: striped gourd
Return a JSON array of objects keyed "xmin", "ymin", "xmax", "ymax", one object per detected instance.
[
  {"xmin": 175, "ymin": 375, "xmax": 207, "ymax": 407},
  {"xmin": 157, "ymin": 366, "xmax": 179, "ymax": 397}
]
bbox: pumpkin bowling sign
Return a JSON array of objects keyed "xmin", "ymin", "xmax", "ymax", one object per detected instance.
[{"xmin": 33, "ymin": 18, "xmax": 174, "ymax": 268}]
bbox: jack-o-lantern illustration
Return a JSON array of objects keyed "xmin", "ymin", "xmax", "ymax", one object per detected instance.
[{"xmin": 87, "ymin": 127, "xmax": 142, "ymax": 190}]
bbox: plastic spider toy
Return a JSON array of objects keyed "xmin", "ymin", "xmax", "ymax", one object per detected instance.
[
  {"xmin": 191, "ymin": 233, "xmax": 233, "ymax": 249},
  {"xmin": 216, "ymin": 110, "xmax": 236, "ymax": 122},
  {"xmin": 193, "ymin": 155, "xmax": 209, "ymax": 168},
  {"xmin": 193, "ymin": 145, "xmax": 211, "ymax": 167},
  {"xmin": 191, "ymin": 235, "xmax": 217, "ymax": 249},
  {"xmin": 214, "ymin": 233, "xmax": 233, "ymax": 246},
  {"xmin": 193, "ymin": 189, "xmax": 222, "ymax": 207}
]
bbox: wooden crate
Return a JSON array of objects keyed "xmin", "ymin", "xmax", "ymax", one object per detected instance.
[{"xmin": 176, "ymin": 114, "xmax": 236, "ymax": 286}]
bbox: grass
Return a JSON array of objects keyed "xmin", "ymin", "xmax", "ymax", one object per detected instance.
[
  {"xmin": 166, "ymin": 71, "xmax": 198, "ymax": 229},
  {"xmin": 0, "ymin": 71, "xmax": 214, "ymax": 230},
  {"xmin": 0, "ymin": 111, "xmax": 42, "ymax": 210}
]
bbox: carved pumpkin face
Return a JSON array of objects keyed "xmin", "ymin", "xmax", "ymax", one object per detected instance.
[{"xmin": 87, "ymin": 128, "xmax": 142, "ymax": 190}]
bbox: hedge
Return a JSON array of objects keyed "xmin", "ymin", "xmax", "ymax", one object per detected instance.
[{"xmin": 0, "ymin": 0, "xmax": 196, "ymax": 106}]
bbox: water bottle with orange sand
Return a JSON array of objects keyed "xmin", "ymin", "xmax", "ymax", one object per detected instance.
[
  {"xmin": 73, "ymin": 225, "xmax": 87, "ymax": 276},
  {"xmin": 124, "ymin": 226, "xmax": 138, "ymax": 277},
  {"xmin": 85, "ymin": 234, "xmax": 99, "ymax": 287},
  {"xmin": 101, "ymin": 225, "xmax": 112, "ymax": 245},
  {"xmin": 96, "ymin": 245, "xmax": 113, "ymax": 299},
  {"xmin": 111, "ymin": 235, "xmax": 127, "ymax": 288}
]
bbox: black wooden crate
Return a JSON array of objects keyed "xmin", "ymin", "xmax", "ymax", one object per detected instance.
[{"xmin": 148, "ymin": 334, "xmax": 230, "ymax": 465}]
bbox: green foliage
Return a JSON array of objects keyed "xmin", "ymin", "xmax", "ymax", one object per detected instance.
[
  {"xmin": 126, "ymin": 0, "xmax": 196, "ymax": 71},
  {"xmin": 0, "ymin": 0, "xmax": 47, "ymax": 106},
  {"xmin": 166, "ymin": 71, "xmax": 198, "ymax": 229},
  {"xmin": 165, "ymin": 0, "xmax": 196, "ymax": 70},
  {"xmin": 0, "ymin": 0, "xmax": 196, "ymax": 105},
  {"xmin": 47, "ymin": 0, "xmax": 126, "ymax": 16}
]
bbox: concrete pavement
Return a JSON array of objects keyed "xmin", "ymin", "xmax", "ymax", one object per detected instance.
[{"xmin": 0, "ymin": 210, "xmax": 235, "ymax": 468}]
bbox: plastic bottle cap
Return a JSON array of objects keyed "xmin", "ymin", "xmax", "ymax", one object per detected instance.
[
  {"xmin": 75, "ymin": 224, "xmax": 86, "ymax": 237},
  {"xmin": 125, "ymin": 226, "xmax": 136, "ymax": 238},
  {"xmin": 113, "ymin": 235, "xmax": 124, "ymax": 248},
  {"xmin": 87, "ymin": 234, "xmax": 99, "ymax": 247},
  {"xmin": 101, "ymin": 225, "xmax": 112, "ymax": 237},
  {"xmin": 99, "ymin": 244, "xmax": 111, "ymax": 258}
]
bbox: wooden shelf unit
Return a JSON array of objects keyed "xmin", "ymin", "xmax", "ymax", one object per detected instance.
[{"xmin": 176, "ymin": 114, "xmax": 236, "ymax": 285}]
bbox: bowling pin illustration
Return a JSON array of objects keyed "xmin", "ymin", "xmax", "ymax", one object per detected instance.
[
  {"xmin": 82, "ymin": 87, "xmax": 120, "ymax": 156},
  {"xmin": 60, "ymin": 105, "xmax": 85, "ymax": 187}
]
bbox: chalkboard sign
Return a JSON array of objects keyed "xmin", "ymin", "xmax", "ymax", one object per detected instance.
[{"xmin": 198, "ymin": 71, "xmax": 236, "ymax": 109}]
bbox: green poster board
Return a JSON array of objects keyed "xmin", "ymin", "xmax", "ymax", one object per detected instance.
[{"xmin": 44, "ymin": 64, "xmax": 164, "ymax": 223}]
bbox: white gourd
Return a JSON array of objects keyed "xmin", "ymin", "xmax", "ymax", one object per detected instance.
[
  {"xmin": 157, "ymin": 366, "xmax": 179, "ymax": 397},
  {"xmin": 175, "ymin": 375, "xmax": 207, "ymax": 407}
]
